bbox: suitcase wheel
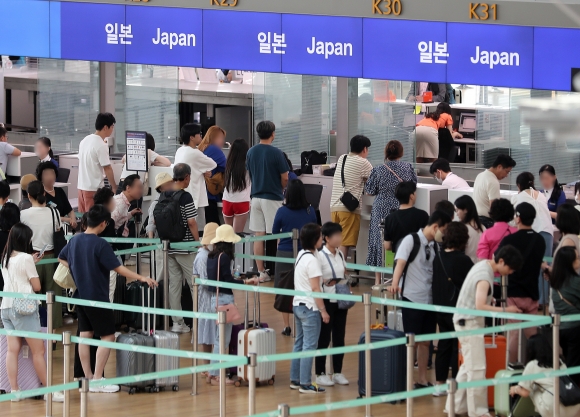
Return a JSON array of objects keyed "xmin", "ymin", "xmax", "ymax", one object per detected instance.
[
  {"xmin": 172, "ymin": 385, "xmax": 179, "ymax": 392},
  {"xmin": 129, "ymin": 387, "xmax": 137, "ymax": 395},
  {"xmin": 268, "ymin": 378, "xmax": 275, "ymax": 385},
  {"xmin": 234, "ymin": 379, "xmax": 242, "ymax": 387}
]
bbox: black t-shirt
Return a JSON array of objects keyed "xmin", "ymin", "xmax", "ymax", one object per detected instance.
[
  {"xmin": 498, "ymin": 229, "xmax": 546, "ymax": 300},
  {"xmin": 46, "ymin": 187, "xmax": 73, "ymax": 218},
  {"xmin": 384, "ymin": 207, "xmax": 429, "ymax": 250},
  {"xmin": 432, "ymin": 249, "xmax": 474, "ymax": 307}
]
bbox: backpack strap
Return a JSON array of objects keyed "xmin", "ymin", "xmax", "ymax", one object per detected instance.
[
  {"xmin": 340, "ymin": 155, "xmax": 347, "ymax": 192},
  {"xmin": 400, "ymin": 233, "xmax": 421, "ymax": 296}
]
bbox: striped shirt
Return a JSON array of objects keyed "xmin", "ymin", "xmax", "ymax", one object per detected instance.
[
  {"xmin": 169, "ymin": 190, "xmax": 198, "ymax": 254},
  {"xmin": 330, "ymin": 153, "xmax": 373, "ymax": 214}
]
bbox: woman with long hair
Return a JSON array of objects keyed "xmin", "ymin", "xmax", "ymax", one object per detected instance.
[
  {"xmin": 549, "ymin": 246, "xmax": 580, "ymax": 386},
  {"xmin": 222, "ymin": 139, "xmax": 251, "ymax": 233},
  {"xmin": 35, "ymin": 137, "xmax": 58, "ymax": 168},
  {"xmin": 206, "ymin": 225, "xmax": 258, "ymax": 385},
  {"xmin": 0, "ymin": 202, "xmax": 20, "ymax": 291},
  {"xmin": 454, "ymin": 195, "xmax": 485, "ymax": 263},
  {"xmin": 272, "ymin": 179, "xmax": 317, "ymax": 335},
  {"xmin": 198, "ymin": 126, "xmax": 227, "ymax": 225},
  {"xmin": 512, "ymin": 172, "xmax": 554, "ymax": 305},
  {"xmin": 365, "ymin": 140, "xmax": 416, "ymax": 284},
  {"xmin": 0, "ymin": 223, "xmax": 64, "ymax": 402},
  {"xmin": 539, "ymin": 164, "xmax": 566, "ymax": 221},
  {"xmin": 20, "ymin": 180, "xmax": 63, "ymax": 328}
]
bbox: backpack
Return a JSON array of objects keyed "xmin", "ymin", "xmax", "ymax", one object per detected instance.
[
  {"xmin": 153, "ymin": 190, "xmax": 186, "ymax": 242},
  {"xmin": 399, "ymin": 233, "xmax": 422, "ymax": 297},
  {"xmin": 300, "ymin": 150, "xmax": 328, "ymax": 175}
]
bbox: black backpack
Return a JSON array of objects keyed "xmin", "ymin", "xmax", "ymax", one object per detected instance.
[
  {"xmin": 153, "ymin": 190, "xmax": 186, "ymax": 242},
  {"xmin": 300, "ymin": 150, "xmax": 328, "ymax": 174}
]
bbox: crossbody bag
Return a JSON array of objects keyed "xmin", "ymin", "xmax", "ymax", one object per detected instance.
[
  {"xmin": 321, "ymin": 250, "xmax": 355, "ymax": 310},
  {"xmin": 339, "ymin": 156, "xmax": 360, "ymax": 212},
  {"xmin": 214, "ymin": 253, "xmax": 242, "ymax": 324}
]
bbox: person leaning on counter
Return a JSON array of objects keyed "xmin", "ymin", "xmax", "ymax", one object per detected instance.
[{"xmin": 0, "ymin": 124, "xmax": 22, "ymax": 179}]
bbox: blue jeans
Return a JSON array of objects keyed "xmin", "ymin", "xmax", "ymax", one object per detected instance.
[
  {"xmin": 290, "ymin": 304, "xmax": 321, "ymax": 385},
  {"xmin": 539, "ymin": 232, "xmax": 553, "ymax": 305},
  {"xmin": 209, "ymin": 293, "xmax": 235, "ymax": 377}
]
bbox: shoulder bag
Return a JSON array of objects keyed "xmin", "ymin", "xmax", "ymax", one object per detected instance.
[
  {"xmin": 339, "ymin": 156, "xmax": 360, "ymax": 212},
  {"xmin": 274, "ymin": 252, "xmax": 312, "ymax": 314},
  {"xmin": 215, "ymin": 253, "xmax": 242, "ymax": 325},
  {"xmin": 54, "ymin": 263, "xmax": 76, "ymax": 290},
  {"xmin": 321, "ymin": 250, "xmax": 355, "ymax": 310},
  {"xmin": 50, "ymin": 207, "xmax": 67, "ymax": 257},
  {"xmin": 8, "ymin": 256, "xmax": 38, "ymax": 316},
  {"xmin": 534, "ymin": 360, "xmax": 580, "ymax": 407}
]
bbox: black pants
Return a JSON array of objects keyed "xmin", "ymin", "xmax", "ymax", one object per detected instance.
[
  {"xmin": 561, "ymin": 325, "xmax": 580, "ymax": 386},
  {"xmin": 205, "ymin": 200, "xmax": 222, "ymax": 226},
  {"xmin": 315, "ymin": 299, "xmax": 348, "ymax": 375},
  {"xmin": 435, "ymin": 312, "xmax": 458, "ymax": 382}
]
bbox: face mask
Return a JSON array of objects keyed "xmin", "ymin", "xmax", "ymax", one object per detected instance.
[
  {"xmin": 435, "ymin": 230, "xmax": 444, "ymax": 243},
  {"xmin": 435, "ymin": 172, "xmax": 442, "ymax": 184},
  {"xmin": 576, "ymin": 195, "xmax": 580, "ymax": 204}
]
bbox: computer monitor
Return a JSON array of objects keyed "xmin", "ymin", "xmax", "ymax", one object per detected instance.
[{"xmin": 459, "ymin": 113, "xmax": 477, "ymax": 133}]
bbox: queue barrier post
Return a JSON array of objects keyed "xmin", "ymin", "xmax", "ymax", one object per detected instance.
[
  {"xmin": 162, "ymin": 240, "xmax": 170, "ymax": 331},
  {"xmin": 363, "ymin": 292, "xmax": 372, "ymax": 417},
  {"xmin": 218, "ymin": 310, "xmax": 227, "ymax": 417},
  {"xmin": 278, "ymin": 404, "xmax": 289, "ymax": 417},
  {"xmin": 135, "ymin": 215, "xmax": 141, "ymax": 275},
  {"xmin": 79, "ymin": 378, "xmax": 89, "ymax": 417},
  {"xmin": 553, "ymin": 314, "xmax": 561, "ymax": 417},
  {"xmin": 406, "ymin": 333, "xmax": 416, "ymax": 417},
  {"xmin": 248, "ymin": 352, "xmax": 257, "ymax": 415},
  {"xmin": 63, "ymin": 331, "xmax": 71, "ymax": 417},
  {"xmin": 46, "ymin": 291, "xmax": 54, "ymax": 417},
  {"xmin": 191, "ymin": 281, "xmax": 199, "ymax": 396},
  {"xmin": 447, "ymin": 378, "xmax": 457, "ymax": 417}
]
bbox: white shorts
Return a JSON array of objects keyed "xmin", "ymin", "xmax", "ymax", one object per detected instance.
[{"xmin": 249, "ymin": 198, "xmax": 283, "ymax": 233}]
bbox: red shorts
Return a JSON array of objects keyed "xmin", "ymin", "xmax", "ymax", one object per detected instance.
[{"xmin": 222, "ymin": 200, "xmax": 250, "ymax": 217}]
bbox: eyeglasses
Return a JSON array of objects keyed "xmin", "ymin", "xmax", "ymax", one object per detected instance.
[{"xmin": 424, "ymin": 245, "xmax": 431, "ymax": 261}]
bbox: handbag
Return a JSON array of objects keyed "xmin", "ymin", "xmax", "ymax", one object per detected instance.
[
  {"xmin": 205, "ymin": 172, "xmax": 225, "ymax": 196},
  {"xmin": 215, "ymin": 253, "xmax": 242, "ymax": 324},
  {"xmin": 339, "ymin": 156, "xmax": 360, "ymax": 212},
  {"xmin": 7, "ymin": 259, "xmax": 37, "ymax": 316},
  {"xmin": 274, "ymin": 252, "xmax": 312, "ymax": 314},
  {"xmin": 50, "ymin": 207, "xmax": 66, "ymax": 257},
  {"xmin": 535, "ymin": 362, "xmax": 580, "ymax": 407},
  {"xmin": 321, "ymin": 250, "xmax": 355, "ymax": 310},
  {"xmin": 53, "ymin": 263, "xmax": 76, "ymax": 290}
]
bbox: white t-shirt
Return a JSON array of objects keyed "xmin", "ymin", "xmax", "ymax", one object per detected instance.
[
  {"xmin": 442, "ymin": 172, "xmax": 470, "ymax": 190},
  {"xmin": 293, "ymin": 249, "xmax": 322, "ymax": 311},
  {"xmin": 222, "ymin": 174, "xmax": 251, "ymax": 203},
  {"xmin": 511, "ymin": 190, "xmax": 554, "ymax": 236},
  {"xmin": 465, "ymin": 223, "xmax": 484, "ymax": 264},
  {"xmin": 78, "ymin": 134, "xmax": 111, "ymax": 191},
  {"xmin": 21, "ymin": 207, "xmax": 61, "ymax": 251},
  {"xmin": 0, "ymin": 252, "xmax": 39, "ymax": 309},
  {"xmin": 0, "ymin": 141, "xmax": 15, "ymax": 172},
  {"xmin": 317, "ymin": 246, "xmax": 346, "ymax": 303},
  {"xmin": 120, "ymin": 149, "xmax": 159, "ymax": 179},
  {"xmin": 473, "ymin": 169, "xmax": 500, "ymax": 217},
  {"xmin": 174, "ymin": 146, "xmax": 217, "ymax": 209}
]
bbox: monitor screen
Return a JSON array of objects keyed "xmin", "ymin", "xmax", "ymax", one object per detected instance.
[{"xmin": 460, "ymin": 114, "xmax": 477, "ymax": 132}]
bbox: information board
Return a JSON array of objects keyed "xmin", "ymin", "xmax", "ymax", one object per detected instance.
[
  {"xmin": 281, "ymin": 14, "xmax": 363, "ymax": 78},
  {"xmin": 125, "ymin": 131, "xmax": 148, "ymax": 172}
]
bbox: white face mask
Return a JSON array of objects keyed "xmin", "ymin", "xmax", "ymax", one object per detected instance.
[
  {"xmin": 434, "ymin": 229, "xmax": 444, "ymax": 243},
  {"xmin": 435, "ymin": 172, "xmax": 443, "ymax": 184},
  {"xmin": 576, "ymin": 195, "xmax": 580, "ymax": 205}
]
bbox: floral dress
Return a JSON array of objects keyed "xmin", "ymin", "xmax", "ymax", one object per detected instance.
[
  {"xmin": 365, "ymin": 160, "xmax": 417, "ymax": 267},
  {"xmin": 193, "ymin": 247, "xmax": 215, "ymax": 345}
]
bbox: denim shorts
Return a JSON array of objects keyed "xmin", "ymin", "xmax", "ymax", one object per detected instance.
[{"xmin": 1, "ymin": 307, "xmax": 41, "ymax": 332}]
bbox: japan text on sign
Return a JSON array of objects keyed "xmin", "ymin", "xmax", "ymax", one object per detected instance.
[
  {"xmin": 281, "ymin": 14, "xmax": 363, "ymax": 78},
  {"xmin": 418, "ymin": 41, "xmax": 449, "ymax": 64}
]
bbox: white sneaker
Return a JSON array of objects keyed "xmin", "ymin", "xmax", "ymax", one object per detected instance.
[
  {"xmin": 89, "ymin": 378, "xmax": 120, "ymax": 393},
  {"xmin": 315, "ymin": 374, "xmax": 335, "ymax": 387},
  {"xmin": 332, "ymin": 373, "xmax": 349, "ymax": 385},
  {"xmin": 124, "ymin": 258, "xmax": 136, "ymax": 266},
  {"xmin": 171, "ymin": 322, "xmax": 191, "ymax": 334},
  {"xmin": 259, "ymin": 270, "xmax": 271, "ymax": 283},
  {"xmin": 45, "ymin": 391, "xmax": 65, "ymax": 402},
  {"xmin": 10, "ymin": 389, "xmax": 20, "ymax": 402}
]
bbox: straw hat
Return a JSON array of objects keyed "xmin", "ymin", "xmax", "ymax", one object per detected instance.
[
  {"xmin": 20, "ymin": 174, "xmax": 36, "ymax": 192},
  {"xmin": 155, "ymin": 172, "xmax": 173, "ymax": 189},
  {"xmin": 200, "ymin": 222, "xmax": 219, "ymax": 246},
  {"xmin": 210, "ymin": 224, "xmax": 241, "ymax": 244}
]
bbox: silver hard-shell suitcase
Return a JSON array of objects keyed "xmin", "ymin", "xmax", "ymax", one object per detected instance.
[{"xmin": 116, "ymin": 331, "xmax": 155, "ymax": 394}]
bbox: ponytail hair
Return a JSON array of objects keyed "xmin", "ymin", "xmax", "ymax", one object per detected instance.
[
  {"xmin": 516, "ymin": 172, "xmax": 535, "ymax": 192},
  {"xmin": 425, "ymin": 112, "xmax": 441, "ymax": 122},
  {"xmin": 27, "ymin": 180, "xmax": 46, "ymax": 205},
  {"xmin": 37, "ymin": 137, "xmax": 54, "ymax": 159}
]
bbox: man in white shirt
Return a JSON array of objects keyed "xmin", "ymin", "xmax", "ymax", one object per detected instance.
[
  {"xmin": 77, "ymin": 113, "xmax": 117, "ymax": 213},
  {"xmin": 174, "ymin": 123, "xmax": 217, "ymax": 230},
  {"xmin": 429, "ymin": 158, "xmax": 470, "ymax": 190},
  {"xmin": 472, "ymin": 154, "xmax": 516, "ymax": 228},
  {"xmin": 0, "ymin": 124, "xmax": 22, "ymax": 179}
]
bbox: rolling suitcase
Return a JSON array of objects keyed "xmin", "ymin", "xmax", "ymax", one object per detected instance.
[
  {"xmin": 114, "ymin": 274, "xmax": 127, "ymax": 328},
  {"xmin": 0, "ymin": 327, "xmax": 47, "ymax": 394},
  {"xmin": 235, "ymin": 285, "xmax": 276, "ymax": 386},
  {"xmin": 373, "ymin": 284, "xmax": 403, "ymax": 332},
  {"xmin": 358, "ymin": 327, "xmax": 406, "ymax": 399}
]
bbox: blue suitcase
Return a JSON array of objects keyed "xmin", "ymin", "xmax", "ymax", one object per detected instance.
[{"xmin": 358, "ymin": 328, "xmax": 406, "ymax": 400}]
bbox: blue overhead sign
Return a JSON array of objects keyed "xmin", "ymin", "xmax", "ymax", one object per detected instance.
[
  {"xmin": 533, "ymin": 27, "xmax": 580, "ymax": 91},
  {"xmin": 203, "ymin": 10, "xmax": 282, "ymax": 73},
  {"xmin": 446, "ymin": 23, "xmax": 534, "ymax": 89},
  {"xmin": 60, "ymin": 2, "xmax": 126, "ymax": 62},
  {"xmin": 125, "ymin": 6, "xmax": 202, "ymax": 67},
  {"xmin": 0, "ymin": 0, "xmax": 50, "ymax": 58},
  {"xmin": 363, "ymin": 19, "xmax": 447, "ymax": 82},
  {"xmin": 281, "ymin": 14, "xmax": 363, "ymax": 78}
]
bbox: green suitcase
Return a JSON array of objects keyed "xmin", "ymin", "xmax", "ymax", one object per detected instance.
[{"xmin": 494, "ymin": 369, "xmax": 539, "ymax": 417}]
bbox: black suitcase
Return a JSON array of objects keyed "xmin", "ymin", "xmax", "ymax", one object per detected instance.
[
  {"xmin": 114, "ymin": 275, "xmax": 127, "ymax": 328},
  {"xmin": 358, "ymin": 328, "xmax": 406, "ymax": 400}
]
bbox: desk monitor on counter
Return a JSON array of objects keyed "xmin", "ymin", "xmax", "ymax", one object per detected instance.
[{"xmin": 458, "ymin": 113, "xmax": 477, "ymax": 138}]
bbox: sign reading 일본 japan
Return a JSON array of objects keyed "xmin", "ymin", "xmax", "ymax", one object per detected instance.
[{"xmin": 125, "ymin": 131, "xmax": 149, "ymax": 172}]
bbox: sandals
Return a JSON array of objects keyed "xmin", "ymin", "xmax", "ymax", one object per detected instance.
[{"xmin": 207, "ymin": 376, "xmax": 235, "ymax": 386}]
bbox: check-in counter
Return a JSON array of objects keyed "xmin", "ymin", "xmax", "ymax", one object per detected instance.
[
  {"xmin": 6, "ymin": 151, "xmax": 38, "ymax": 178},
  {"xmin": 448, "ymin": 187, "xmax": 518, "ymax": 206},
  {"xmin": 299, "ymin": 174, "xmax": 333, "ymax": 224}
]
